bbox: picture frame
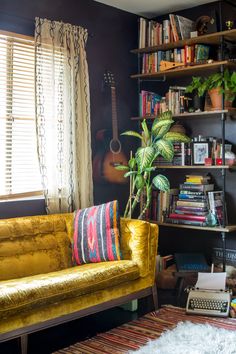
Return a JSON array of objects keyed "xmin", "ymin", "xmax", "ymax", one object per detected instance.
[{"xmin": 192, "ymin": 142, "xmax": 210, "ymax": 165}]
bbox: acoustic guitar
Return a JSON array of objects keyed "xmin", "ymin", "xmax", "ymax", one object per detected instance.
[{"xmin": 93, "ymin": 71, "xmax": 128, "ymax": 184}]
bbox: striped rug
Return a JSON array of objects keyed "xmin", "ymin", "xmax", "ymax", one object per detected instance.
[{"xmin": 54, "ymin": 306, "xmax": 236, "ymax": 354}]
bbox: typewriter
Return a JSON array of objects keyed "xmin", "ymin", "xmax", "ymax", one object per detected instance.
[{"xmin": 186, "ymin": 287, "xmax": 231, "ymax": 317}]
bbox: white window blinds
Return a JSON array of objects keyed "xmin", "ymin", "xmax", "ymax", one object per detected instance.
[{"xmin": 0, "ymin": 32, "xmax": 42, "ymax": 199}]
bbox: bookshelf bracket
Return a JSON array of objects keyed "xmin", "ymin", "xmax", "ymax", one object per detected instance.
[
  {"xmin": 140, "ymin": 76, "xmax": 166, "ymax": 83},
  {"xmin": 221, "ymin": 232, "xmax": 226, "ymax": 271}
]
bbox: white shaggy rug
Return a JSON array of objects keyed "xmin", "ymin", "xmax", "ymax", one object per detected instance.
[{"xmin": 129, "ymin": 321, "xmax": 236, "ymax": 354}]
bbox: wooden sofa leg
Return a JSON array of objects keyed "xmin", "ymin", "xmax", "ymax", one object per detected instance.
[
  {"xmin": 20, "ymin": 334, "xmax": 28, "ymax": 354},
  {"xmin": 152, "ymin": 284, "xmax": 158, "ymax": 310}
]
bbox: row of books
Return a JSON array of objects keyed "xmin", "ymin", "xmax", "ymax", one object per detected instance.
[
  {"xmin": 141, "ymin": 45, "xmax": 210, "ymax": 74},
  {"xmin": 139, "ymin": 90, "xmax": 162, "ymax": 116},
  {"xmin": 139, "ymin": 87, "xmax": 188, "ymax": 116},
  {"xmin": 139, "ymin": 14, "xmax": 195, "ymax": 48},
  {"xmin": 154, "ymin": 142, "xmax": 192, "ymax": 166},
  {"xmin": 146, "ymin": 188, "xmax": 178, "ymax": 222}
]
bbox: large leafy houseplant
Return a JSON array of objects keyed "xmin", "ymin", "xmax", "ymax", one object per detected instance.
[{"xmin": 116, "ymin": 111, "xmax": 190, "ymax": 219}]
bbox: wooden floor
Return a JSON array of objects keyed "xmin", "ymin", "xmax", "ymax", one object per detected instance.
[{"xmin": 0, "ymin": 290, "xmax": 179, "ymax": 354}]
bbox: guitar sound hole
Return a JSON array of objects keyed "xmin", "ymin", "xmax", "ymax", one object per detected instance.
[{"xmin": 110, "ymin": 139, "xmax": 121, "ymax": 154}]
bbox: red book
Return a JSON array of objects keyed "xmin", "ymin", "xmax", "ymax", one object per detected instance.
[{"xmin": 169, "ymin": 213, "xmax": 207, "ymax": 222}]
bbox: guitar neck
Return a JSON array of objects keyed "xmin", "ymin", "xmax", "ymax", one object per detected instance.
[{"xmin": 111, "ymin": 86, "xmax": 118, "ymax": 141}]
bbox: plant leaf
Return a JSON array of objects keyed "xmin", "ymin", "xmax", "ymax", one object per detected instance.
[
  {"xmin": 155, "ymin": 139, "xmax": 174, "ymax": 161},
  {"xmin": 144, "ymin": 166, "xmax": 156, "ymax": 172},
  {"xmin": 136, "ymin": 146, "xmax": 155, "ymax": 171},
  {"xmin": 152, "ymin": 119, "xmax": 174, "ymax": 137},
  {"xmin": 159, "ymin": 110, "xmax": 173, "ymax": 120},
  {"xmin": 121, "ymin": 131, "xmax": 143, "ymax": 140},
  {"xmin": 152, "ymin": 174, "xmax": 170, "ymax": 192},
  {"xmin": 114, "ymin": 165, "xmax": 129, "ymax": 171},
  {"xmin": 141, "ymin": 120, "xmax": 150, "ymax": 142},
  {"xmin": 128, "ymin": 157, "xmax": 136, "ymax": 169},
  {"xmin": 124, "ymin": 171, "xmax": 137, "ymax": 178},
  {"xmin": 135, "ymin": 175, "xmax": 145, "ymax": 189},
  {"xmin": 164, "ymin": 132, "xmax": 191, "ymax": 143}
]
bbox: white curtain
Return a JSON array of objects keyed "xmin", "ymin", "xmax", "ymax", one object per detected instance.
[{"xmin": 35, "ymin": 18, "xmax": 93, "ymax": 213}]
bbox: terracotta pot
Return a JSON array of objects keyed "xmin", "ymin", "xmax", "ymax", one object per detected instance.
[
  {"xmin": 208, "ymin": 87, "xmax": 223, "ymax": 110},
  {"xmin": 208, "ymin": 88, "xmax": 233, "ymax": 110}
]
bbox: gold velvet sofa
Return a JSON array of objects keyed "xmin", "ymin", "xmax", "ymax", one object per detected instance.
[{"xmin": 0, "ymin": 213, "xmax": 158, "ymax": 354}]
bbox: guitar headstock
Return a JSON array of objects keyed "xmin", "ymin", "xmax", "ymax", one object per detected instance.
[{"xmin": 104, "ymin": 70, "xmax": 115, "ymax": 88}]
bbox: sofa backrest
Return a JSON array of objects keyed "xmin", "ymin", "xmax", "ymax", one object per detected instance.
[
  {"xmin": 0, "ymin": 213, "xmax": 158, "ymax": 282},
  {"xmin": 0, "ymin": 213, "xmax": 74, "ymax": 280}
]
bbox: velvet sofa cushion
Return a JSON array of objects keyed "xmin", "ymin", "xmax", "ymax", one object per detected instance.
[
  {"xmin": 0, "ymin": 214, "xmax": 73, "ymax": 281},
  {"xmin": 72, "ymin": 200, "xmax": 122, "ymax": 265},
  {"xmin": 0, "ymin": 260, "xmax": 139, "ymax": 319}
]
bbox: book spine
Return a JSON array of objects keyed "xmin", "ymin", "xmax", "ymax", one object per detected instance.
[
  {"xmin": 176, "ymin": 200, "xmax": 207, "ymax": 208},
  {"xmin": 175, "ymin": 205, "xmax": 208, "ymax": 212},
  {"xmin": 179, "ymin": 184, "xmax": 214, "ymax": 192},
  {"xmin": 165, "ymin": 218, "xmax": 207, "ymax": 226},
  {"xmin": 163, "ymin": 20, "xmax": 170, "ymax": 44},
  {"xmin": 179, "ymin": 190, "xmax": 204, "ymax": 196},
  {"xmin": 169, "ymin": 213, "xmax": 207, "ymax": 222},
  {"xmin": 178, "ymin": 194, "xmax": 207, "ymax": 200}
]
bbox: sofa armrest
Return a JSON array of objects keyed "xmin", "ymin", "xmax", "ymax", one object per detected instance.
[{"xmin": 120, "ymin": 218, "xmax": 158, "ymax": 278}]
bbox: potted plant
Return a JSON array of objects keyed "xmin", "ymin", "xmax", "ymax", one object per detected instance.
[
  {"xmin": 115, "ymin": 111, "xmax": 190, "ymax": 219},
  {"xmin": 185, "ymin": 76, "xmax": 207, "ymax": 111},
  {"xmin": 204, "ymin": 69, "xmax": 236, "ymax": 110}
]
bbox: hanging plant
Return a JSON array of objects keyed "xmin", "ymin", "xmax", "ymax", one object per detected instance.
[{"xmin": 116, "ymin": 111, "xmax": 190, "ymax": 219}]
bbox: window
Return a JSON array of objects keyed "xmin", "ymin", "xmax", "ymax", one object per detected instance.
[{"xmin": 0, "ymin": 32, "xmax": 42, "ymax": 200}]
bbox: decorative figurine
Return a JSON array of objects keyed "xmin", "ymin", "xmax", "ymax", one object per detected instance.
[{"xmin": 226, "ymin": 21, "xmax": 234, "ymax": 30}]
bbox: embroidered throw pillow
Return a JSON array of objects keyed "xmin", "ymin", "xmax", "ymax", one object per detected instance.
[{"xmin": 72, "ymin": 200, "xmax": 122, "ymax": 265}]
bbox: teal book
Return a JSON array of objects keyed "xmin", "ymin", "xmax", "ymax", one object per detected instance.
[{"xmin": 195, "ymin": 44, "xmax": 210, "ymax": 63}]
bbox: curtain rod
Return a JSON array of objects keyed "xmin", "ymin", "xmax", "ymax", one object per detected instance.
[{"xmin": 1, "ymin": 11, "xmax": 94, "ymax": 38}]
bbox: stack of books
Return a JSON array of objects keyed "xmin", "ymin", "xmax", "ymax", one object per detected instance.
[{"xmin": 165, "ymin": 174, "xmax": 214, "ymax": 226}]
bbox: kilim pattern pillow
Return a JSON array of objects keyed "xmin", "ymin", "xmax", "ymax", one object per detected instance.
[{"xmin": 72, "ymin": 200, "xmax": 122, "ymax": 265}]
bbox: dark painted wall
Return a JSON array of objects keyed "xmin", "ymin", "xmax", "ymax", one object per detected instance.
[{"xmin": 0, "ymin": 0, "xmax": 139, "ymax": 218}]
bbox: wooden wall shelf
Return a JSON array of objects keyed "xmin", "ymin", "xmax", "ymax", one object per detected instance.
[
  {"xmin": 153, "ymin": 221, "xmax": 236, "ymax": 233},
  {"xmin": 131, "ymin": 29, "xmax": 236, "ymax": 54},
  {"xmin": 131, "ymin": 109, "xmax": 236, "ymax": 121},
  {"xmin": 153, "ymin": 165, "xmax": 234, "ymax": 170},
  {"xmin": 131, "ymin": 61, "xmax": 236, "ymax": 80}
]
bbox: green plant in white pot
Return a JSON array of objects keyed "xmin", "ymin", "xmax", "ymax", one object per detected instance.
[{"xmin": 116, "ymin": 111, "xmax": 190, "ymax": 219}]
